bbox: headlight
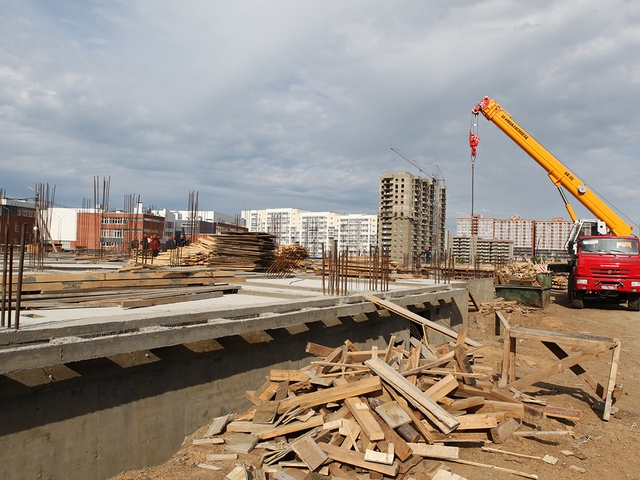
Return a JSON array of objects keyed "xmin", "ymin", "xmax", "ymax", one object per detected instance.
[
  {"xmin": 632, "ymin": 282, "xmax": 640, "ymax": 287},
  {"xmin": 576, "ymin": 279, "xmax": 588, "ymax": 284}
]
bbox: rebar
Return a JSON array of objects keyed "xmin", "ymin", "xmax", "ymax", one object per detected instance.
[{"xmin": 14, "ymin": 223, "xmax": 27, "ymax": 330}]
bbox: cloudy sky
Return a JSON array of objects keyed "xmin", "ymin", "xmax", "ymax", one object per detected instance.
[{"xmin": 2, "ymin": 0, "xmax": 640, "ymax": 232}]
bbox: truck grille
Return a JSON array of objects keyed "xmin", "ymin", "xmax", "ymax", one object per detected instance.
[{"xmin": 590, "ymin": 268, "xmax": 631, "ymax": 278}]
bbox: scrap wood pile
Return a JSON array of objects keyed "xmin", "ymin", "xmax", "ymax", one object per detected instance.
[
  {"xmin": 152, "ymin": 232, "xmax": 277, "ymax": 271},
  {"xmin": 476, "ymin": 299, "xmax": 538, "ymax": 315},
  {"xmin": 10, "ymin": 266, "xmax": 241, "ymax": 309},
  {"xmin": 188, "ymin": 297, "xmax": 590, "ymax": 480},
  {"xmin": 495, "ymin": 262, "xmax": 547, "ymax": 286},
  {"xmin": 264, "ymin": 245, "xmax": 310, "ymax": 278}
]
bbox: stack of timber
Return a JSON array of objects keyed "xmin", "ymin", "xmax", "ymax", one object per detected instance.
[
  {"xmin": 10, "ymin": 267, "xmax": 241, "ymax": 309},
  {"xmin": 191, "ymin": 315, "xmax": 577, "ymax": 480},
  {"xmin": 552, "ymin": 272, "xmax": 569, "ymax": 291},
  {"xmin": 151, "ymin": 232, "xmax": 277, "ymax": 271},
  {"xmin": 495, "ymin": 262, "xmax": 547, "ymax": 287}
]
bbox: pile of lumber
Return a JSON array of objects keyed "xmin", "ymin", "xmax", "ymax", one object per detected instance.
[
  {"xmin": 151, "ymin": 232, "xmax": 277, "ymax": 271},
  {"xmin": 495, "ymin": 262, "xmax": 547, "ymax": 286},
  {"xmin": 188, "ymin": 297, "xmax": 583, "ymax": 479},
  {"xmin": 9, "ymin": 266, "xmax": 241, "ymax": 309},
  {"xmin": 552, "ymin": 273, "xmax": 569, "ymax": 290}
]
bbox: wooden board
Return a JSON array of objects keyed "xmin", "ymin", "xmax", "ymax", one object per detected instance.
[
  {"xmin": 365, "ymin": 357, "xmax": 460, "ymax": 434},
  {"xmin": 290, "ymin": 435, "xmax": 328, "ymax": 471},
  {"xmin": 363, "ymin": 295, "xmax": 482, "ymax": 348},
  {"xmin": 406, "ymin": 443, "xmax": 459, "ymax": 460},
  {"xmin": 374, "ymin": 401, "xmax": 412, "ymax": 429},
  {"xmin": 276, "ymin": 376, "xmax": 382, "ymax": 414},
  {"xmin": 319, "ymin": 443, "xmax": 398, "ymax": 476}
]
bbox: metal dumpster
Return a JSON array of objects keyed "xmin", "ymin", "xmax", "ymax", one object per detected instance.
[{"xmin": 494, "ymin": 272, "xmax": 552, "ymax": 309}]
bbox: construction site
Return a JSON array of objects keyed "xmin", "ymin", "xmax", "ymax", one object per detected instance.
[{"xmin": 1, "ymin": 97, "xmax": 640, "ymax": 480}]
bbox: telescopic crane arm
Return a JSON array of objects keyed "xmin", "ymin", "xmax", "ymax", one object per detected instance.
[{"xmin": 472, "ymin": 96, "xmax": 633, "ymax": 237}]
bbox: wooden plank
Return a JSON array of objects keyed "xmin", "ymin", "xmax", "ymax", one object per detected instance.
[
  {"xmin": 269, "ymin": 369, "xmax": 309, "ymax": 382},
  {"xmin": 406, "ymin": 443, "xmax": 459, "ymax": 460},
  {"xmin": 206, "ymin": 453, "xmax": 238, "ymax": 461},
  {"xmin": 253, "ymin": 400, "xmax": 280, "ymax": 424},
  {"xmin": 509, "ymin": 327, "xmax": 616, "ymax": 346},
  {"xmin": 429, "ymin": 432, "xmax": 489, "ymax": 444},
  {"xmin": 453, "ymin": 345, "xmax": 477, "ymax": 387},
  {"xmin": 193, "ymin": 438, "xmax": 225, "ymax": 445},
  {"xmin": 257, "ymin": 415, "xmax": 325, "ymax": 440},
  {"xmin": 204, "ymin": 413, "xmax": 231, "ymax": 437},
  {"xmin": 225, "ymin": 433, "xmax": 259, "ymax": 454},
  {"xmin": 120, "ymin": 290, "xmax": 223, "ymax": 308},
  {"xmin": 364, "ymin": 444, "xmax": 394, "ymax": 465},
  {"xmin": 456, "ymin": 414, "xmax": 499, "ymax": 431},
  {"xmin": 542, "ymin": 341, "xmax": 607, "ymax": 399},
  {"xmin": 477, "ymin": 400, "xmax": 524, "ymax": 419},
  {"xmin": 489, "ymin": 417, "xmax": 521, "ymax": 444},
  {"xmin": 365, "ymin": 357, "xmax": 460, "ymax": 434},
  {"xmin": 424, "ymin": 374, "xmax": 460, "ymax": 402},
  {"xmin": 374, "ymin": 401, "xmax": 412, "ymax": 429},
  {"xmin": 384, "ymin": 385, "xmax": 434, "ymax": 444},
  {"xmin": 368, "ymin": 399, "xmax": 413, "ymax": 462},
  {"xmin": 306, "ymin": 342, "xmax": 335, "ymax": 358},
  {"xmin": 506, "ymin": 342, "xmax": 612, "ymax": 392},
  {"xmin": 604, "ymin": 341, "xmax": 621, "ymax": 421},
  {"xmin": 445, "ymin": 458, "xmax": 538, "ymax": 479},
  {"xmin": 290, "ymin": 435, "xmax": 328, "ymax": 471},
  {"xmin": 364, "ymin": 295, "xmax": 482, "ymax": 348},
  {"xmin": 443, "ymin": 397, "xmax": 485, "ymax": 413},
  {"xmin": 277, "ymin": 376, "xmax": 382, "ymax": 414},
  {"xmin": 343, "ymin": 397, "xmax": 385, "ymax": 441},
  {"xmin": 319, "ymin": 443, "xmax": 399, "ymax": 476}
]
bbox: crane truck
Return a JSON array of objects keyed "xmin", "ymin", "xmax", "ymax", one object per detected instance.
[{"xmin": 472, "ymin": 96, "xmax": 640, "ymax": 311}]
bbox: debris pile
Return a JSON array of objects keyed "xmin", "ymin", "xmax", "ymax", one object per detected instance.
[
  {"xmin": 183, "ymin": 296, "xmax": 612, "ymax": 479},
  {"xmin": 495, "ymin": 262, "xmax": 547, "ymax": 287}
]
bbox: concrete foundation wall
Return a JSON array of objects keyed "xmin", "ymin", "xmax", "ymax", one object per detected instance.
[{"xmin": 0, "ymin": 312, "xmax": 411, "ymax": 480}]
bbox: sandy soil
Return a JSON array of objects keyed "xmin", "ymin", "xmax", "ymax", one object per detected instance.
[{"xmin": 110, "ymin": 290, "xmax": 640, "ymax": 480}]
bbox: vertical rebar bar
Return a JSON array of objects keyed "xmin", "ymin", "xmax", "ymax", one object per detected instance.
[
  {"xmin": 7, "ymin": 243, "xmax": 13, "ymax": 328},
  {"xmin": 14, "ymin": 223, "xmax": 27, "ymax": 330}
]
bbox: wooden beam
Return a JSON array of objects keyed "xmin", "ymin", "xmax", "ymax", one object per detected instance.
[
  {"xmin": 365, "ymin": 357, "xmax": 460, "ymax": 434},
  {"xmin": 363, "ymin": 295, "xmax": 482, "ymax": 348},
  {"xmin": 276, "ymin": 376, "xmax": 381, "ymax": 414}
]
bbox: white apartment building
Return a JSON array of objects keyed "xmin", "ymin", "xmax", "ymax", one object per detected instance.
[
  {"xmin": 241, "ymin": 208, "xmax": 378, "ymax": 255},
  {"xmin": 456, "ymin": 215, "xmax": 573, "ymax": 260},
  {"xmin": 338, "ymin": 214, "xmax": 378, "ymax": 255}
]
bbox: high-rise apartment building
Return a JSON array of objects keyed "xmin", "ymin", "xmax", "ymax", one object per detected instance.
[{"xmin": 378, "ymin": 172, "xmax": 446, "ymax": 266}]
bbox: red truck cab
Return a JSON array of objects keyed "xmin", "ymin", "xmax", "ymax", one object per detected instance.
[{"xmin": 569, "ymin": 235, "xmax": 640, "ymax": 310}]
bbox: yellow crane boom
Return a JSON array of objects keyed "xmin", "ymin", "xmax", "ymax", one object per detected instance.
[{"xmin": 472, "ymin": 96, "xmax": 633, "ymax": 236}]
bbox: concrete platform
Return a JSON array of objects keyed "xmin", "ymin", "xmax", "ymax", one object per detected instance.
[{"xmin": 0, "ymin": 272, "xmax": 475, "ymax": 480}]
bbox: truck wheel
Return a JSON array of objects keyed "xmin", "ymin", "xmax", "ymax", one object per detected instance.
[
  {"xmin": 571, "ymin": 294, "xmax": 584, "ymax": 309},
  {"xmin": 568, "ymin": 276, "xmax": 584, "ymax": 309},
  {"xmin": 628, "ymin": 295, "xmax": 640, "ymax": 311}
]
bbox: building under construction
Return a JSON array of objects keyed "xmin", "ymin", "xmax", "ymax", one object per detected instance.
[{"xmin": 378, "ymin": 172, "xmax": 446, "ymax": 267}]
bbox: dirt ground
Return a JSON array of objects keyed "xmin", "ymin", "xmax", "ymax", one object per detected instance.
[{"xmin": 110, "ymin": 290, "xmax": 640, "ymax": 480}]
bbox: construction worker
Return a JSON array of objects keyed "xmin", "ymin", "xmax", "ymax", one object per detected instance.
[{"xmin": 150, "ymin": 235, "xmax": 159, "ymax": 257}]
